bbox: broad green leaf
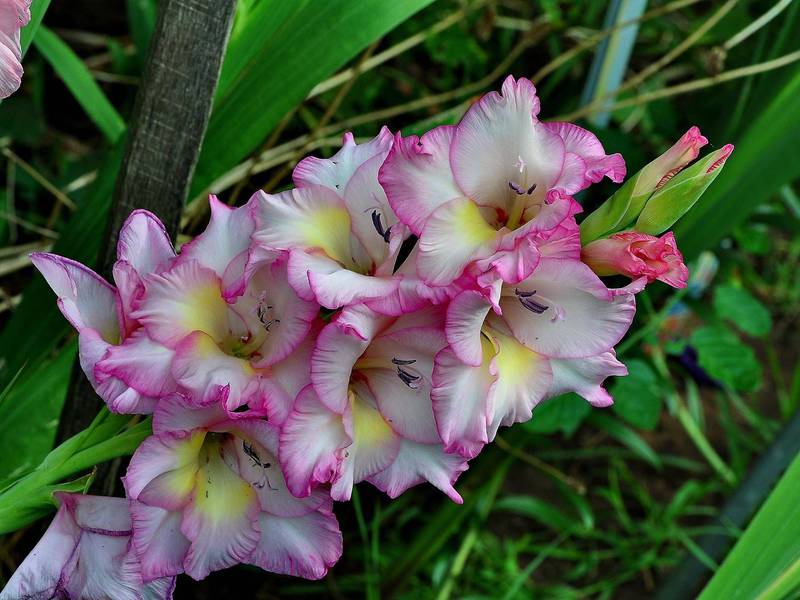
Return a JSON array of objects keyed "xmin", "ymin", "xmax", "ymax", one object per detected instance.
[
  {"xmin": 20, "ymin": 0, "xmax": 52, "ymax": 55},
  {"xmin": 610, "ymin": 359, "xmax": 663, "ymax": 430},
  {"xmin": 190, "ymin": 0, "xmax": 437, "ymax": 198},
  {"xmin": 713, "ymin": 284, "xmax": 772, "ymax": 337},
  {"xmin": 33, "ymin": 26, "xmax": 126, "ymax": 143},
  {"xmin": 126, "ymin": 0, "xmax": 157, "ymax": 62},
  {"xmin": 691, "ymin": 325, "xmax": 763, "ymax": 392},
  {"xmin": 526, "ymin": 393, "xmax": 590, "ymax": 436},
  {"xmin": 0, "ymin": 343, "xmax": 74, "ymax": 486},
  {"xmin": 699, "ymin": 451, "xmax": 800, "ymax": 600}
]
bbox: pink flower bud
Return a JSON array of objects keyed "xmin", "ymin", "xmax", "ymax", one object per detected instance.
[
  {"xmin": 581, "ymin": 231, "xmax": 688, "ymax": 289},
  {"xmin": 635, "ymin": 127, "xmax": 709, "ymax": 195}
]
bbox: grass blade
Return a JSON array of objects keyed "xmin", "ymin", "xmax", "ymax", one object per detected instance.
[{"xmin": 33, "ymin": 26, "xmax": 126, "ymax": 143}]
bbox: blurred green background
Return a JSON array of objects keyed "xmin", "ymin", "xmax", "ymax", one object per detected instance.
[{"xmin": 1, "ymin": 0, "xmax": 799, "ymax": 598}]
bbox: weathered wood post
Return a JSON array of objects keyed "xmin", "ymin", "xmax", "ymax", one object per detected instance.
[{"xmin": 56, "ymin": 0, "xmax": 238, "ymax": 455}]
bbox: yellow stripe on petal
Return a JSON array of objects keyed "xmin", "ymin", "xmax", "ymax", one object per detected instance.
[
  {"xmin": 299, "ymin": 207, "xmax": 354, "ymax": 268},
  {"xmin": 491, "ymin": 330, "xmax": 541, "ymax": 380},
  {"xmin": 454, "ymin": 200, "xmax": 497, "ymax": 244},
  {"xmin": 195, "ymin": 437, "xmax": 257, "ymax": 526},
  {"xmin": 350, "ymin": 389, "xmax": 395, "ymax": 448},
  {"xmin": 181, "ymin": 280, "xmax": 230, "ymax": 342}
]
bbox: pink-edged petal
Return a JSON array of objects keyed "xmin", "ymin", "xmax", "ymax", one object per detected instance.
[
  {"xmin": 451, "ymin": 76, "xmax": 565, "ymax": 211},
  {"xmin": 0, "ymin": 0, "xmax": 29, "ymax": 99},
  {"xmin": 171, "ymin": 330, "xmax": 273, "ymax": 414},
  {"xmin": 229, "ymin": 419, "xmax": 331, "ymax": 518},
  {"xmin": 262, "ymin": 321, "xmax": 319, "ymax": 426},
  {"xmin": 548, "ymin": 351, "xmax": 628, "ymax": 407},
  {"xmin": 342, "ymin": 152, "xmax": 398, "ymax": 266},
  {"xmin": 116, "ymin": 209, "xmax": 176, "ymax": 275},
  {"xmin": 95, "ymin": 329, "xmax": 176, "ymax": 398},
  {"xmin": 78, "ymin": 329, "xmax": 158, "ymax": 414},
  {"xmin": 254, "ymin": 186, "xmax": 355, "ymax": 269},
  {"xmin": 431, "ymin": 343, "xmax": 495, "ymax": 459},
  {"xmin": 134, "ymin": 260, "xmax": 229, "ymax": 347},
  {"xmin": 294, "ymin": 127, "xmax": 393, "ymax": 190},
  {"xmin": 247, "ymin": 510, "xmax": 342, "ymax": 580},
  {"xmin": 545, "ymin": 121, "xmax": 625, "ymax": 191},
  {"xmin": 536, "ymin": 216, "xmax": 582, "ymax": 260},
  {"xmin": 30, "ymin": 252, "xmax": 120, "ymax": 342},
  {"xmin": 152, "ymin": 393, "xmax": 227, "ymax": 435},
  {"xmin": 380, "ymin": 126, "xmax": 462, "ymax": 236},
  {"xmin": 417, "ymin": 197, "xmax": 498, "ymax": 285},
  {"xmin": 294, "ymin": 248, "xmax": 400, "ymax": 309},
  {"xmin": 124, "ymin": 431, "xmax": 205, "ymax": 510},
  {"xmin": 180, "ymin": 439, "xmax": 261, "ymax": 581},
  {"xmin": 279, "ymin": 385, "xmax": 350, "ymax": 498},
  {"xmin": 2, "ymin": 493, "xmax": 156, "ymax": 600},
  {"xmin": 500, "ymin": 258, "xmax": 636, "ymax": 358},
  {"xmin": 446, "ymin": 289, "xmax": 493, "ymax": 366},
  {"xmin": 0, "ymin": 493, "xmax": 81, "ymax": 600},
  {"xmin": 330, "ymin": 387, "xmax": 400, "ymax": 501},
  {"xmin": 311, "ymin": 305, "xmax": 387, "ymax": 413},
  {"xmin": 486, "ymin": 327, "xmax": 552, "ymax": 438},
  {"xmin": 368, "ymin": 439, "xmax": 468, "ymax": 503},
  {"xmin": 231, "ymin": 256, "xmax": 318, "ymax": 367},
  {"xmin": 129, "ymin": 502, "xmax": 190, "ymax": 581},
  {"xmin": 177, "ymin": 195, "xmax": 257, "ymax": 276}
]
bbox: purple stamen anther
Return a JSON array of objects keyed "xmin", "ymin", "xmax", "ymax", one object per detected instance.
[
  {"xmin": 527, "ymin": 183, "xmax": 537, "ymax": 195},
  {"xmin": 515, "ymin": 288, "xmax": 548, "ymax": 314},
  {"xmin": 391, "ymin": 358, "xmax": 417, "ymax": 366},
  {"xmin": 508, "ymin": 181, "xmax": 526, "ymax": 195},
  {"xmin": 371, "ymin": 210, "xmax": 391, "ymax": 243}
]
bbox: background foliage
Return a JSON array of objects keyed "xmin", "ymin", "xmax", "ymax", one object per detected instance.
[{"xmin": 0, "ymin": 0, "xmax": 799, "ymax": 597}]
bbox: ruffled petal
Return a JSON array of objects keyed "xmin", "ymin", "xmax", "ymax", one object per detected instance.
[
  {"xmin": 279, "ymin": 385, "xmax": 350, "ymax": 498},
  {"xmin": 177, "ymin": 195, "xmax": 257, "ymax": 277},
  {"xmin": 78, "ymin": 329, "xmax": 157, "ymax": 414},
  {"xmin": 486, "ymin": 327, "xmax": 552, "ymax": 438},
  {"xmin": 228, "ymin": 420, "xmax": 331, "ymax": 518},
  {"xmin": 294, "ymin": 127, "xmax": 393, "ymax": 191},
  {"xmin": 298, "ymin": 249, "xmax": 400, "ymax": 309},
  {"xmin": 0, "ymin": 0, "xmax": 29, "ymax": 99},
  {"xmin": 254, "ymin": 186, "xmax": 355, "ymax": 269},
  {"xmin": 368, "ymin": 439, "xmax": 468, "ymax": 503},
  {"xmin": 500, "ymin": 258, "xmax": 636, "ymax": 359},
  {"xmin": 544, "ymin": 121, "xmax": 625, "ymax": 191},
  {"xmin": 95, "ymin": 329, "xmax": 176, "ymax": 398},
  {"xmin": 342, "ymin": 151, "xmax": 398, "ymax": 266},
  {"xmin": 416, "ymin": 197, "xmax": 498, "ymax": 285},
  {"xmin": 134, "ymin": 260, "xmax": 229, "ymax": 347},
  {"xmin": 116, "ymin": 209, "xmax": 176, "ymax": 276},
  {"xmin": 451, "ymin": 76, "xmax": 565, "ymax": 212},
  {"xmin": 124, "ymin": 431, "xmax": 205, "ymax": 510},
  {"xmin": 548, "ymin": 351, "xmax": 628, "ymax": 407},
  {"xmin": 30, "ymin": 252, "xmax": 120, "ymax": 342},
  {"xmin": 247, "ymin": 510, "xmax": 343, "ymax": 580},
  {"xmin": 330, "ymin": 388, "xmax": 400, "ymax": 501},
  {"xmin": 380, "ymin": 126, "xmax": 462, "ymax": 236},
  {"xmin": 171, "ymin": 330, "xmax": 277, "ymax": 415},
  {"xmin": 311, "ymin": 305, "xmax": 386, "ymax": 413},
  {"xmin": 431, "ymin": 342, "xmax": 495, "ymax": 458},
  {"xmin": 445, "ymin": 289, "xmax": 493, "ymax": 366},
  {"xmin": 180, "ymin": 437, "xmax": 261, "ymax": 580},
  {"xmin": 129, "ymin": 502, "xmax": 190, "ymax": 581}
]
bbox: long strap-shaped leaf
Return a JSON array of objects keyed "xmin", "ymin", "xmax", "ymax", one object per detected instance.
[
  {"xmin": 698, "ymin": 447, "xmax": 800, "ymax": 599},
  {"xmin": 34, "ymin": 26, "xmax": 126, "ymax": 143}
]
